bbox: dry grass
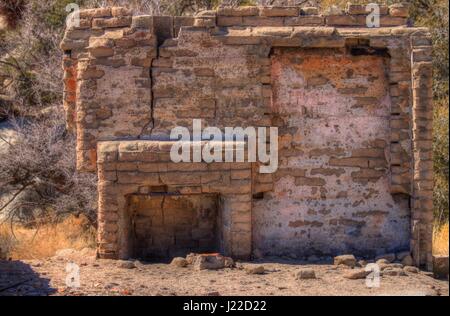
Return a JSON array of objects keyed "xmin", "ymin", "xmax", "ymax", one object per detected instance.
[
  {"xmin": 433, "ymin": 222, "xmax": 449, "ymax": 256},
  {"xmin": 1, "ymin": 215, "xmax": 447, "ymax": 260},
  {"xmin": 319, "ymin": 0, "xmax": 370, "ymax": 10},
  {"xmin": 0, "ymin": 215, "xmax": 96, "ymax": 260}
]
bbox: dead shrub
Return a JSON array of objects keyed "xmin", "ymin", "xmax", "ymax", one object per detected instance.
[
  {"xmin": 0, "ymin": 0, "xmax": 25, "ymax": 29},
  {"xmin": 0, "ymin": 106, "xmax": 97, "ymax": 228},
  {"xmin": 0, "ymin": 0, "xmax": 66, "ymax": 115}
]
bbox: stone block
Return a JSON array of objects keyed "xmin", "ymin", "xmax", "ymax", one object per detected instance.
[
  {"xmin": 295, "ymin": 177, "xmax": 326, "ymax": 187},
  {"xmin": 334, "ymin": 255, "xmax": 356, "ymax": 267},
  {"xmin": 111, "ymin": 7, "xmax": 132, "ymax": 17},
  {"xmin": 242, "ymin": 16, "xmax": 284, "ymax": 27},
  {"xmin": 284, "ymin": 16, "xmax": 324, "ymax": 26},
  {"xmin": 160, "ymin": 172, "xmax": 202, "ymax": 185},
  {"xmin": 117, "ymin": 171, "xmax": 160, "ymax": 185},
  {"xmin": 260, "ymin": 7, "xmax": 299, "ymax": 17},
  {"xmin": 92, "ymin": 16, "xmax": 132, "ymax": 29},
  {"xmin": 326, "ymin": 15, "xmax": 365, "ymax": 26},
  {"xmin": 347, "ymin": 4, "xmax": 388, "ymax": 15},
  {"xmin": 217, "ymin": 6, "xmax": 259, "ymax": 17},
  {"xmin": 389, "ymin": 4, "xmax": 410, "ymax": 18},
  {"xmin": 194, "ymin": 17, "xmax": 216, "ymax": 28},
  {"xmin": 380, "ymin": 16, "xmax": 407, "ymax": 26},
  {"xmin": 79, "ymin": 8, "xmax": 112, "ymax": 19},
  {"xmin": 217, "ymin": 16, "xmax": 243, "ymax": 27}
]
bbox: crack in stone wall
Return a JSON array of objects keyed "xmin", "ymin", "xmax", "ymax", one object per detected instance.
[{"xmin": 60, "ymin": 4, "xmax": 433, "ymax": 268}]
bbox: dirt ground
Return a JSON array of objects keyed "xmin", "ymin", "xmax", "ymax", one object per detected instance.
[{"xmin": 0, "ymin": 249, "xmax": 448, "ymax": 296}]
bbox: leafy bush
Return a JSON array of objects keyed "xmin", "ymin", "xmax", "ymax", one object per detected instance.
[{"xmin": 434, "ymin": 98, "xmax": 449, "ymax": 222}]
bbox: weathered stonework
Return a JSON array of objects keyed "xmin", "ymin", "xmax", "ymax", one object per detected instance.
[
  {"xmin": 96, "ymin": 141, "xmax": 252, "ymax": 259},
  {"xmin": 61, "ymin": 4, "xmax": 433, "ymax": 270}
]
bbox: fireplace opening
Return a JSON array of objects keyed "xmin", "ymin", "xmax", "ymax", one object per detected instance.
[{"xmin": 128, "ymin": 194, "xmax": 220, "ymax": 260}]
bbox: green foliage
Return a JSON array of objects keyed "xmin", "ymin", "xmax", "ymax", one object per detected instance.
[
  {"xmin": 30, "ymin": 0, "xmax": 85, "ymax": 29},
  {"xmin": 434, "ymin": 99, "xmax": 449, "ymax": 222},
  {"xmin": 236, "ymin": 0, "xmax": 259, "ymax": 5},
  {"xmin": 410, "ymin": 0, "xmax": 449, "ymax": 99}
]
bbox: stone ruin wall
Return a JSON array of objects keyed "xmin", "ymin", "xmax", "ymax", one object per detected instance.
[{"xmin": 61, "ymin": 4, "xmax": 434, "ymax": 269}]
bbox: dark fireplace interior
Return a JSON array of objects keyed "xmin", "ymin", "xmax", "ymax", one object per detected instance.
[{"xmin": 128, "ymin": 194, "xmax": 220, "ymax": 260}]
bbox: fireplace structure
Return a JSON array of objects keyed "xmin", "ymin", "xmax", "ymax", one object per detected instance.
[
  {"xmin": 96, "ymin": 141, "xmax": 253, "ymax": 259},
  {"xmin": 61, "ymin": 4, "xmax": 434, "ymax": 269}
]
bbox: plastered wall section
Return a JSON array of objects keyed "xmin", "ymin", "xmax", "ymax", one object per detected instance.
[
  {"xmin": 253, "ymin": 48, "xmax": 409, "ymax": 258},
  {"xmin": 60, "ymin": 5, "xmax": 433, "ymax": 268}
]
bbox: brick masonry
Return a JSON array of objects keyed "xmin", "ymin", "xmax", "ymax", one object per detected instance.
[
  {"xmin": 60, "ymin": 4, "xmax": 433, "ymax": 269},
  {"xmin": 96, "ymin": 140, "xmax": 252, "ymax": 259}
]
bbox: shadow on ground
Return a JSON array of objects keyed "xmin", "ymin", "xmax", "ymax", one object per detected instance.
[{"xmin": 0, "ymin": 260, "xmax": 56, "ymax": 296}]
